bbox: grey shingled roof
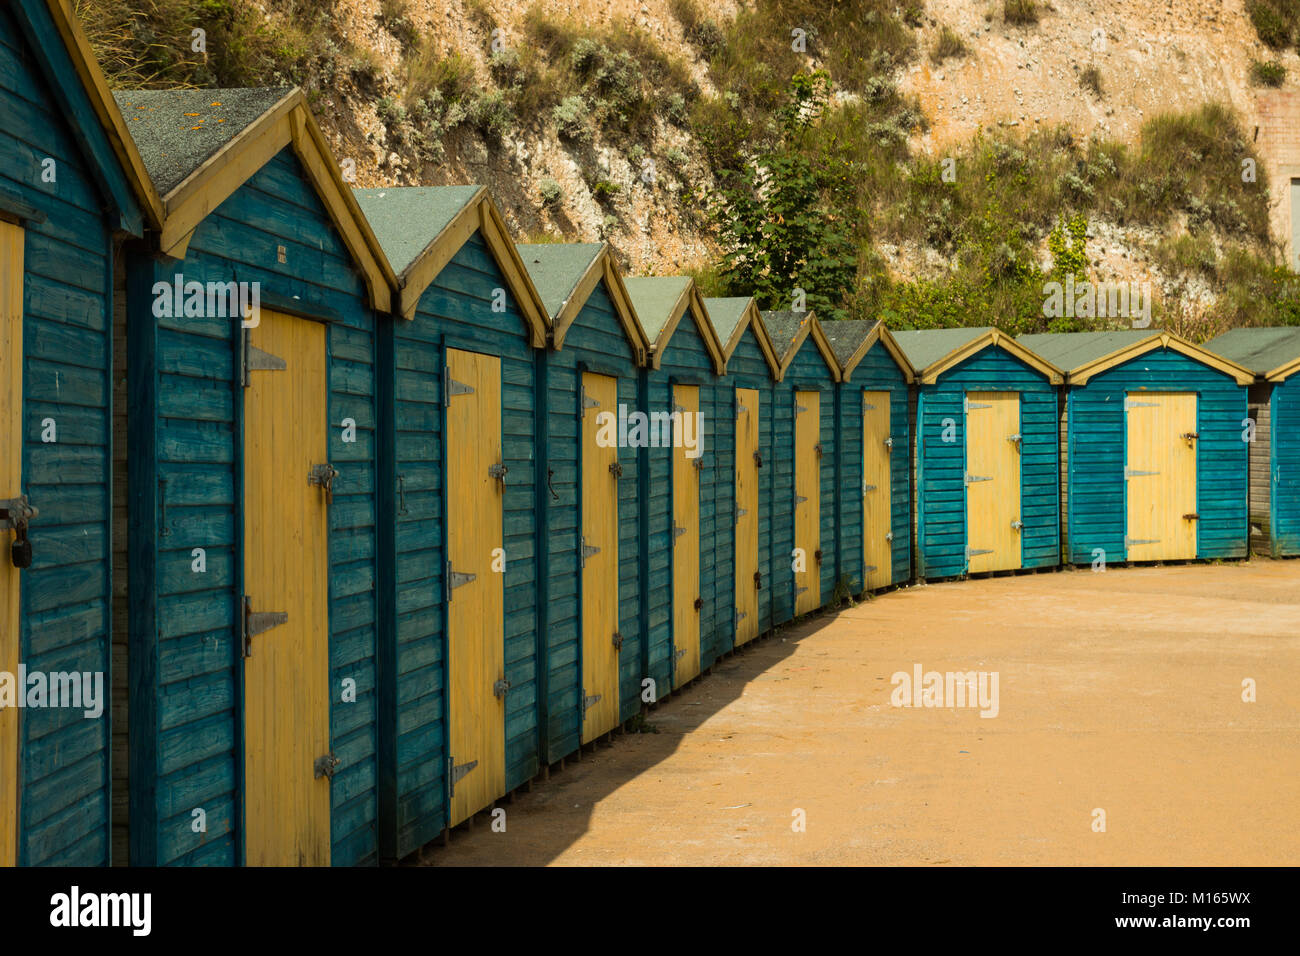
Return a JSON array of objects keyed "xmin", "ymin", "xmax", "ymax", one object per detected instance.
[
  {"xmin": 113, "ymin": 88, "xmax": 292, "ymax": 195},
  {"xmin": 760, "ymin": 310, "xmax": 812, "ymax": 361},
  {"xmin": 891, "ymin": 327, "xmax": 992, "ymax": 372},
  {"xmin": 1205, "ymin": 327, "xmax": 1300, "ymax": 378},
  {"xmin": 353, "ymin": 185, "xmax": 482, "ymax": 274},
  {"xmin": 515, "ymin": 242, "xmax": 604, "ymax": 321},
  {"xmin": 1016, "ymin": 330, "xmax": 1158, "ymax": 372},
  {"xmin": 821, "ymin": 319, "xmax": 880, "ymax": 368},
  {"xmin": 701, "ymin": 297, "xmax": 751, "ymax": 347},
  {"xmin": 624, "ymin": 276, "xmax": 692, "ymax": 344}
]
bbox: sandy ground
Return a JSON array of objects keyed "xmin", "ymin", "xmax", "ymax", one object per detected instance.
[{"xmin": 424, "ymin": 560, "xmax": 1300, "ymax": 866}]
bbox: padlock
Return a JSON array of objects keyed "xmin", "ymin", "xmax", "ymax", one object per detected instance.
[{"xmin": 11, "ymin": 525, "xmax": 33, "ymax": 569}]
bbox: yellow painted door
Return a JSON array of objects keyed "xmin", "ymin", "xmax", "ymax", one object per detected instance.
[
  {"xmin": 1125, "ymin": 392, "xmax": 1198, "ymax": 561},
  {"xmin": 965, "ymin": 392, "xmax": 1022, "ymax": 574},
  {"xmin": 445, "ymin": 348, "xmax": 505, "ymax": 825},
  {"xmin": 580, "ymin": 372, "xmax": 619, "ymax": 742},
  {"xmin": 672, "ymin": 385, "xmax": 701, "ymax": 684},
  {"xmin": 243, "ymin": 308, "xmax": 331, "ymax": 866},
  {"xmin": 0, "ymin": 222, "xmax": 23, "ymax": 867},
  {"xmin": 734, "ymin": 388, "xmax": 760, "ymax": 646},
  {"xmin": 794, "ymin": 390, "xmax": 820, "ymax": 615},
  {"xmin": 862, "ymin": 391, "xmax": 892, "ymax": 590}
]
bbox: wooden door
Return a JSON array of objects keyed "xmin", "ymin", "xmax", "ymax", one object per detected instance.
[
  {"xmin": 734, "ymin": 388, "xmax": 760, "ymax": 645},
  {"xmin": 242, "ymin": 308, "xmax": 331, "ymax": 866},
  {"xmin": 672, "ymin": 385, "xmax": 701, "ymax": 685},
  {"xmin": 1125, "ymin": 392, "xmax": 1198, "ymax": 561},
  {"xmin": 862, "ymin": 391, "xmax": 892, "ymax": 590},
  {"xmin": 580, "ymin": 372, "xmax": 619, "ymax": 742},
  {"xmin": 0, "ymin": 221, "xmax": 23, "ymax": 867},
  {"xmin": 965, "ymin": 392, "xmax": 1022, "ymax": 573},
  {"xmin": 445, "ymin": 348, "xmax": 506, "ymax": 826},
  {"xmin": 793, "ymin": 390, "xmax": 820, "ymax": 614}
]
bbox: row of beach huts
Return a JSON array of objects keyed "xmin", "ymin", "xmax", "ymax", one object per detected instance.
[{"xmin": 3, "ymin": 0, "xmax": 1299, "ymax": 866}]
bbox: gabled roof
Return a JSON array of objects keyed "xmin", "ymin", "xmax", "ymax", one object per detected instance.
[
  {"xmin": 10, "ymin": 0, "xmax": 162, "ymax": 234},
  {"xmin": 822, "ymin": 319, "xmax": 914, "ymax": 383},
  {"xmin": 516, "ymin": 241, "xmax": 648, "ymax": 360},
  {"xmin": 354, "ymin": 186, "xmax": 546, "ymax": 342},
  {"xmin": 702, "ymin": 296, "xmax": 780, "ymax": 378},
  {"xmin": 1018, "ymin": 330, "xmax": 1254, "ymax": 386},
  {"xmin": 1205, "ymin": 327, "xmax": 1300, "ymax": 383},
  {"xmin": 893, "ymin": 327, "xmax": 1064, "ymax": 385},
  {"xmin": 116, "ymin": 86, "xmax": 393, "ymax": 311},
  {"xmin": 624, "ymin": 276, "xmax": 726, "ymax": 374},
  {"xmin": 760, "ymin": 310, "xmax": 841, "ymax": 383}
]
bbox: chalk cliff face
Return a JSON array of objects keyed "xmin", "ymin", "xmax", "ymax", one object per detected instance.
[{"xmin": 78, "ymin": 0, "xmax": 1294, "ymax": 323}]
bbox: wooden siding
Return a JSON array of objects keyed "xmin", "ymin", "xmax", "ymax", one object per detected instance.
[
  {"xmin": 1272, "ymin": 377, "xmax": 1300, "ymax": 556},
  {"xmin": 1062, "ymin": 349, "xmax": 1248, "ymax": 564},
  {"xmin": 915, "ymin": 348, "xmax": 1059, "ymax": 579},
  {"xmin": 126, "ymin": 148, "xmax": 381, "ymax": 866},
  {"xmin": 725, "ymin": 330, "xmax": 774, "ymax": 635}
]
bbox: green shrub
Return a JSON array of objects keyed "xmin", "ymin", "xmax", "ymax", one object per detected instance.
[
  {"xmin": 930, "ymin": 26, "xmax": 968, "ymax": 64},
  {"xmin": 1247, "ymin": 0, "xmax": 1295, "ymax": 49},
  {"xmin": 1003, "ymin": 0, "xmax": 1039, "ymax": 26},
  {"xmin": 1250, "ymin": 59, "xmax": 1287, "ymax": 87},
  {"xmin": 1079, "ymin": 65, "xmax": 1103, "ymax": 98},
  {"xmin": 552, "ymin": 95, "xmax": 592, "ymax": 141},
  {"xmin": 539, "ymin": 178, "xmax": 564, "ymax": 207}
]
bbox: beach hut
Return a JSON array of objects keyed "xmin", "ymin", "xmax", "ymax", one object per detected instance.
[
  {"xmin": 1203, "ymin": 327, "xmax": 1300, "ymax": 557},
  {"xmin": 624, "ymin": 277, "xmax": 726, "ymax": 696},
  {"xmin": 760, "ymin": 311, "xmax": 841, "ymax": 622},
  {"xmin": 0, "ymin": 0, "xmax": 155, "ymax": 866},
  {"xmin": 702, "ymin": 297, "xmax": 780, "ymax": 646},
  {"xmin": 353, "ymin": 186, "xmax": 549, "ymax": 860},
  {"xmin": 116, "ymin": 87, "xmax": 395, "ymax": 866},
  {"xmin": 1019, "ymin": 331, "xmax": 1253, "ymax": 565},
  {"xmin": 894, "ymin": 328, "xmax": 1064, "ymax": 579},
  {"xmin": 823, "ymin": 321, "xmax": 915, "ymax": 592},
  {"xmin": 516, "ymin": 242, "xmax": 649, "ymax": 763}
]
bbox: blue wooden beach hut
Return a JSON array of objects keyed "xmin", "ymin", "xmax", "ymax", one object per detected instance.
[
  {"xmin": 624, "ymin": 277, "xmax": 726, "ymax": 698},
  {"xmin": 516, "ymin": 242, "xmax": 649, "ymax": 763},
  {"xmin": 822, "ymin": 321, "xmax": 914, "ymax": 593},
  {"xmin": 1019, "ymin": 331, "xmax": 1253, "ymax": 565},
  {"xmin": 702, "ymin": 297, "xmax": 780, "ymax": 646},
  {"xmin": 1204, "ymin": 327, "xmax": 1300, "ymax": 558},
  {"xmin": 893, "ymin": 328, "xmax": 1063, "ymax": 579},
  {"xmin": 353, "ymin": 186, "xmax": 549, "ymax": 860},
  {"xmin": 0, "ymin": 0, "xmax": 156, "ymax": 867},
  {"xmin": 760, "ymin": 311, "xmax": 841, "ymax": 622},
  {"xmin": 116, "ymin": 87, "xmax": 396, "ymax": 866}
]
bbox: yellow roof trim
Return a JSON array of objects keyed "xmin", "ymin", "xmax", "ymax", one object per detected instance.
[
  {"xmin": 719, "ymin": 299, "xmax": 781, "ymax": 379},
  {"xmin": 839, "ymin": 323, "xmax": 916, "ymax": 384},
  {"xmin": 806, "ymin": 318, "xmax": 843, "ymax": 383},
  {"xmin": 647, "ymin": 282, "xmax": 726, "ymax": 374},
  {"xmin": 1069, "ymin": 331, "xmax": 1256, "ymax": 386},
  {"xmin": 550, "ymin": 246, "xmax": 650, "ymax": 364},
  {"xmin": 920, "ymin": 329, "xmax": 1064, "ymax": 385},
  {"xmin": 1266, "ymin": 354, "xmax": 1300, "ymax": 382}
]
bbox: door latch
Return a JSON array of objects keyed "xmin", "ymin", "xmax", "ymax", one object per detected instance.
[
  {"xmin": 754, "ymin": 570, "xmax": 762, "ymax": 590},
  {"xmin": 884, "ymin": 437, "xmax": 893, "ymax": 448},
  {"xmin": 1183, "ymin": 513, "xmax": 1200, "ymax": 521},
  {"xmin": 1008, "ymin": 433, "xmax": 1022, "ymax": 450},
  {"xmin": 694, "ymin": 596, "xmax": 703, "ymax": 611},
  {"xmin": 612, "ymin": 630, "xmax": 623, "ymax": 651},
  {"xmin": 610, "ymin": 460, "xmax": 623, "ymax": 479},
  {"xmin": 308, "ymin": 463, "xmax": 340, "ymax": 503},
  {"xmin": 753, "ymin": 452, "xmax": 762, "ymax": 468},
  {"xmin": 0, "ymin": 496, "xmax": 37, "ymax": 569},
  {"xmin": 814, "ymin": 549, "xmax": 823, "ymax": 564},
  {"xmin": 813, "ymin": 443, "xmax": 823, "ymax": 458},
  {"xmin": 488, "ymin": 462, "xmax": 508, "ymax": 487},
  {"xmin": 314, "ymin": 752, "xmax": 341, "ymax": 780},
  {"xmin": 494, "ymin": 678, "xmax": 511, "ymax": 700},
  {"xmin": 1181, "ymin": 431, "xmax": 1199, "ymax": 446},
  {"xmin": 1011, "ymin": 519, "xmax": 1024, "ymax": 531}
]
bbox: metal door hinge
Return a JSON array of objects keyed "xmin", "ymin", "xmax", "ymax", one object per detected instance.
[
  {"xmin": 736, "ymin": 610, "xmax": 747, "ymax": 622},
  {"xmin": 965, "ymin": 547, "xmax": 993, "ymax": 559},
  {"xmin": 445, "ymin": 561, "xmax": 476, "ymax": 601},
  {"xmin": 1125, "ymin": 398, "xmax": 1159, "ymax": 409},
  {"xmin": 964, "ymin": 472, "xmax": 992, "ymax": 485},
  {"xmin": 672, "ymin": 523, "xmax": 686, "ymax": 542},
  {"xmin": 581, "ymin": 386, "xmax": 601, "ymax": 417},
  {"xmin": 736, "ymin": 403, "xmax": 748, "ymax": 419},
  {"xmin": 736, "ymin": 507, "xmax": 748, "ymax": 521},
  {"xmin": 795, "ymin": 586, "xmax": 809, "ymax": 596},
  {"xmin": 582, "ymin": 689, "xmax": 602, "ymax": 713},
  {"xmin": 1125, "ymin": 537, "xmax": 1160, "ymax": 547},
  {"xmin": 314, "ymin": 752, "xmax": 340, "ymax": 780},
  {"xmin": 863, "ymin": 482, "xmax": 877, "ymax": 494},
  {"xmin": 672, "ymin": 403, "xmax": 686, "ymax": 415},
  {"xmin": 1125, "ymin": 468, "xmax": 1159, "ymax": 478},
  {"xmin": 965, "ymin": 398, "xmax": 991, "ymax": 411},
  {"xmin": 494, "ymin": 678, "xmax": 511, "ymax": 700},
  {"xmin": 863, "ymin": 401, "xmax": 876, "ymax": 411},
  {"xmin": 795, "ymin": 495, "xmax": 808, "ymax": 504},
  {"xmin": 674, "ymin": 647, "xmax": 687, "ymax": 662},
  {"xmin": 444, "ymin": 366, "xmax": 474, "ymax": 401},
  {"xmin": 795, "ymin": 403, "xmax": 808, "ymax": 415},
  {"xmin": 449, "ymin": 756, "xmax": 477, "ymax": 796},
  {"xmin": 581, "ymin": 537, "xmax": 601, "ymax": 568},
  {"xmin": 309, "ymin": 463, "xmax": 340, "ymax": 503},
  {"xmin": 241, "ymin": 331, "xmax": 285, "ymax": 387},
  {"xmin": 864, "ymin": 564, "xmax": 877, "ymax": 574},
  {"xmin": 242, "ymin": 595, "xmax": 288, "ymax": 658}
]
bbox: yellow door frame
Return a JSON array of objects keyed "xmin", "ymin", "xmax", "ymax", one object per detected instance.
[
  {"xmin": 862, "ymin": 391, "xmax": 892, "ymax": 590},
  {"xmin": 1, "ymin": 221, "xmax": 24, "ymax": 867},
  {"xmin": 965, "ymin": 391, "xmax": 1022, "ymax": 574},
  {"xmin": 1125, "ymin": 391, "xmax": 1198, "ymax": 561}
]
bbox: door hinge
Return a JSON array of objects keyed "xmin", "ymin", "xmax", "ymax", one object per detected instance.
[
  {"xmin": 795, "ymin": 585, "xmax": 809, "ymax": 596},
  {"xmin": 674, "ymin": 647, "xmax": 687, "ymax": 662},
  {"xmin": 582, "ymin": 689, "xmax": 602, "ymax": 714},
  {"xmin": 672, "ymin": 403, "xmax": 686, "ymax": 415},
  {"xmin": 494, "ymin": 678, "xmax": 511, "ymax": 700},
  {"xmin": 580, "ymin": 386, "xmax": 601, "ymax": 417},
  {"xmin": 1125, "ymin": 397, "xmax": 1160, "ymax": 409},
  {"xmin": 313, "ymin": 752, "xmax": 340, "ymax": 780},
  {"xmin": 736, "ymin": 402, "xmax": 747, "ymax": 419},
  {"xmin": 242, "ymin": 595, "xmax": 288, "ymax": 658},
  {"xmin": 308, "ymin": 463, "xmax": 340, "ymax": 504},
  {"xmin": 864, "ymin": 564, "xmax": 877, "ymax": 574},
  {"xmin": 736, "ymin": 507, "xmax": 748, "ymax": 521},
  {"xmin": 736, "ymin": 610, "xmax": 747, "ymax": 623},
  {"xmin": 965, "ymin": 398, "xmax": 991, "ymax": 411},
  {"xmin": 241, "ymin": 330, "xmax": 286, "ymax": 387},
  {"xmin": 863, "ymin": 482, "xmax": 877, "ymax": 494},
  {"xmin": 863, "ymin": 401, "xmax": 876, "ymax": 411},
  {"xmin": 795, "ymin": 495, "xmax": 808, "ymax": 504},
  {"xmin": 444, "ymin": 366, "xmax": 474, "ymax": 401},
  {"xmin": 964, "ymin": 472, "xmax": 992, "ymax": 485},
  {"xmin": 965, "ymin": 547, "xmax": 994, "ymax": 559},
  {"xmin": 1125, "ymin": 468, "xmax": 1160, "ymax": 478},
  {"xmin": 672, "ymin": 523, "xmax": 686, "ymax": 542},
  {"xmin": 449, "ymin": 756, "xmax": 477, "ymax": 796},
  {"xmin": 795, "ymin": 403, "xmax": 808, "ymax": 415},
  {"xmin": 1125, "ymin": 537, "xmax": 1161, "ymax": 547},
  {"xmin": 1183, "ymin": 513, "xmax": 1200, "ymax": 521},
  {"xmin": 445, "ymin": 561, "xmax": 476, "ymax": 601},
  {"xmin": 581, "ymin": 536, "xmax": 601, "ymax": 568}
]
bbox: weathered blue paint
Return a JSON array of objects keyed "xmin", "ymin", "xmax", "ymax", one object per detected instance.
[
  {"xmin": 836, "ymin": 341, "xmax": 912, "ymax": 592},
  {"xmin": 2, "ymin": 0, "xmax": 145, "ymax": 867},
  {"xmin": 1058, "ymin": 348, "xmax": 1248, "ymax": 563},
  {"xmin": 913, "ymin": 348, "xmax": 1060, "ymax": 579},
  {"xmin": 126, "ymin": 149, "xmax": 383, "ymax": 866}
]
